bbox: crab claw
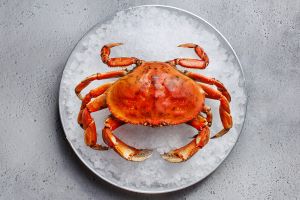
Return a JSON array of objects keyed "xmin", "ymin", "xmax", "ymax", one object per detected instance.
[
  {"xmin": 104, "ymin": 131, "xmax": 153, "ymax": 162},
  {"xmin": 161, "ymin": 151, "xmax": 186, "ymax": 163},
  {"xmin": 113, "ymin": 143, "xmax": 153, "ymax": 162},
  {"xmin": 161, "ymin": 125, "xmax": 210, "ymax": 163},
  {"xmin": 102, "ymin": 116, "xmax": 153, "ymax": 162},
  {"xmin": 129, "ymin": 149, "xmax": 153, "ymax": 162}
]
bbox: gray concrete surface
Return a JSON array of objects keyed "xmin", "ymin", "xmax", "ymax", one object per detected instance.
[{"xmin": 0, "ymin": 0, "xmax": 299, "ymax": 199}]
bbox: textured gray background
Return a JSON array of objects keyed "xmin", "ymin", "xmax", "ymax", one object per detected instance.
[{"xmin": 0, "ymin": 0, "xmax": 299, "ymax": 199}]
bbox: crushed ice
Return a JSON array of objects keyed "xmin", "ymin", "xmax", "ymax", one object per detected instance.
[{"xmin": 59, "ymin": 6, "xmax": 247, "ymax": 192}]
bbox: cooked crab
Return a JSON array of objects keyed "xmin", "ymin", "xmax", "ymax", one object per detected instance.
[{"xmin": 75, "ymin": 43, "xmax": 232, "ymax": 163}]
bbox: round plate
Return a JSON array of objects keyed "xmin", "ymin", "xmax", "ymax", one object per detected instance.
[{"xmin": 59, "ymin": 5, "xmax": 247, "ymax": 194}]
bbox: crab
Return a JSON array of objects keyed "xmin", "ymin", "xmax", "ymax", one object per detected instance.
[{"xmin": 75, "ymin": 43, "xmax": 232, "ymax": 163}]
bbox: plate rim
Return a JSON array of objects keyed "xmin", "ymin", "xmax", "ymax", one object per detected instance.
[{"xmin": 58, "ymin": 4, "xmax": 248, "ymax": 194}]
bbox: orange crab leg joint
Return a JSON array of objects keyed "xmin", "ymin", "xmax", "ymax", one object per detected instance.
[
  {"xmin": 186, "ymin": 72, "xmax": 231, "ymax": 102},
  {"xmin": 101, "ymin": 43, "xmax": 138, "ymax": 67},
  {"xmin": 75, "ymin": 70, "xmax": 127, "ymax": 100},
  {"xmin": 168, "ymin": 43, "xmax": 209, "ymax": 69}
]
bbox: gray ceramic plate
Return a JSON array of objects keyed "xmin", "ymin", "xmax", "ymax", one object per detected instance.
[{"xmin": 59, "ymin": 5, "xmax": 247, "ymax": 194}]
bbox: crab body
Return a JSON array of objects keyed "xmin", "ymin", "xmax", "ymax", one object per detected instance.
[
  {"xmin": 107, "ymin": 62, "xmax": 205, "ymax": 126},
  {"xmin": 75, "ymin": 43, "xmax": 233, "ymax": 162}
]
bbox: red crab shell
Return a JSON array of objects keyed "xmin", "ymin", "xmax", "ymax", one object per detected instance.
[{"xmin": 106, "ymin": 62, "xmax": 205, "ymax": 126}]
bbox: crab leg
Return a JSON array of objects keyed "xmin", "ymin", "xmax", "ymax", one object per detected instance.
[
  {"xmin": 185, "ymin": 72, "xmax": 231, "ymax": 101},
  {"xmin": 102, "ymin": 116, "xmax": 153, "ymax": 162},
  {"xmin": 161, "ymin": 115, "xmax": 210, "ymax": 163},
  {"xmin": 168, "ymin": 43, "xmax": 209, "ymax": 69},
  {"xmin": 80, "ymin": 94, "xmax": 109, "ymax": 150},
  {"xmin": 101, "ymin": 43, "xmax": 139, "ymax": 67},
  {"xmin": 199, "ymin": 83, "xmax": 233, "ymax": 138},
  {"xmin": 75, "ymin": 70, "xmax": 127, "ymax": 99},
  {"xmin": 78, "ymin": 83, "xmax": 112, "ymax": 126}
]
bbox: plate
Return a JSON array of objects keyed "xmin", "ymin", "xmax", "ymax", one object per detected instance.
[{"xmin": 59, "ymin": 5, "xmax": 247, "ymax": 194}]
